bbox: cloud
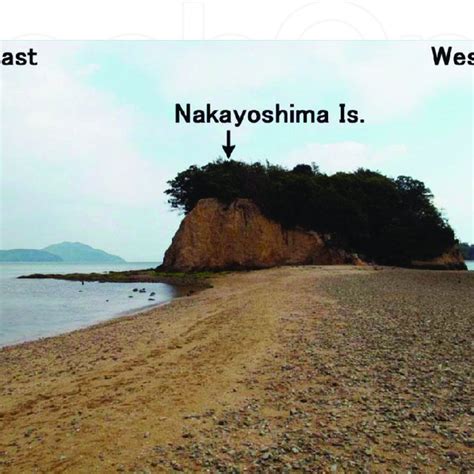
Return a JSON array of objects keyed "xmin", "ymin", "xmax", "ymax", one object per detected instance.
[
  {"xmin": 283, "ymin": 141, "xmax": 408, "ymax": 174},
  {"xmin": 2, "ymin": 43, "xmax": 167, "ymax": 208},
  {"xmin": 150, "ymin": 42, "xmax": 471, "ymax": 122},
  {"xmin": 2, "ymin": 41, "xmax": 471, "ymax": 254},
  {"xmin": 1, "ymin": 43, "xmax": 175, "ymax": 258},
  {"xmin": 156, "ymin": 44, "xmax": 294, "ymax": 101},
  {"xmin": 324, "ymin": 43, "xmax": 470, "ymax": 121}
]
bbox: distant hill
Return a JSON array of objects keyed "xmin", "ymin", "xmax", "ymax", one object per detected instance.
[
  {"xmin": 0, "ymin": 249, "xmax": 62, "ymax": 262},
  {"xmin": 43, "ymin": 242, "xmax": 125, "ymax": 263}
]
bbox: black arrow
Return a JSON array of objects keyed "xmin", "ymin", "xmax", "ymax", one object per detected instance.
[{"xmin": 222, "ymin": 130, "xmax": 235, "ymax": 159}]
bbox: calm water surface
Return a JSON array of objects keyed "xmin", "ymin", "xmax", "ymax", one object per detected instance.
[
  {"xmin": 1, "ymin": 261, "xmax": 472, "ymax": 347},
  {"xmin": 0, "ymin": 262, "xmax": 177, "ymax": 347}
]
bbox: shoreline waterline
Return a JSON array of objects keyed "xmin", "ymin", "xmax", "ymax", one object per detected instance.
[
  {"xmin": 0, "ymin": 266, "xmax": 472, "ymax": 471},
  {"xmin": 1, "ymin": 261, "xmax": 472, "ymax": 347},
  {"xmin": 0, "ymin": 298, "xmax": 175, "ymax": 351},
  {"xmin": 0, "ymin": 261, "xmax": 181, "ymax": 347}
]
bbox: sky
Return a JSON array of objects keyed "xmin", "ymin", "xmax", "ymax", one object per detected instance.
[{"xmin": 1, "ymin": 41, "xmax": 472, "ymax": 261}]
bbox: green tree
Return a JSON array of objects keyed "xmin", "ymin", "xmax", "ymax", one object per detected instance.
[{"xmin": 165, "ymin": 159, "xmax": 457, "ymax": 265}]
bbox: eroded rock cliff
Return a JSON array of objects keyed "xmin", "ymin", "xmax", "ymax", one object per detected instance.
[
  {"xmin": 162, "ymin": 198, "xmax": 363, "ymax": 271},
  {"xmin": 411, "ymin": 246, "xmax": 467, "ymax": 270}
]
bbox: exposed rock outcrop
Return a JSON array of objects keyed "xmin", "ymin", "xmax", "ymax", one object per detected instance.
[
  {"xmin": 162, "ymin": 198, "xmax": 363, "ymax": 272},
  {"xmin": 411, "ymin": 246, "xmax": 467, "ymax": 270}
]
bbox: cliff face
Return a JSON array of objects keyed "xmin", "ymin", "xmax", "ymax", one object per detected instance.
[
  {"xmin": 162, "ymin": 198, "xmax": 363, "ymax": 272},
  {"xmin": 411, "ymin": 246, "xmax": 467, "ymax": 270}
]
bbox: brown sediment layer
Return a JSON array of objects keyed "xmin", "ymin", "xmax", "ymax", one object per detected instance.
[
  {"xmin": 162, "ymin": 198, "xmax": 363, "ymax": 271},
  {"xmin": 0, "ymin": 266, "xmax": 472, "ymax": 472},
  {"xmin": 411, "ymin": 245, "xmax": 467, "ymax": 270}
]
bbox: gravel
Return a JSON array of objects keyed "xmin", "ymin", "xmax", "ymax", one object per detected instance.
[{"xmin": 143, "ymin": 268, "xmax": 473, "ymax": 471}]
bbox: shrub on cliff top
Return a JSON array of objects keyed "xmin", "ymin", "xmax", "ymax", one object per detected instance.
[{"xmin": 165, "ymin": 159, "xmax": 456, "ymax": 265}]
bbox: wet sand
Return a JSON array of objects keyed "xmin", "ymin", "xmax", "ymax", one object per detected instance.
[{"xmin": 0, "ymin": 266, "xmax": 473, "ymax": 472}]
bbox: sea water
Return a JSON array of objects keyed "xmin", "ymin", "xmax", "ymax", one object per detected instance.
[
  {"xmin": 1, "ymin": 261, "xmax": 472, "ymax": 348},
  {"xmin": 0, "ymin": 262, "xmax": 178, "ymax": 347}
]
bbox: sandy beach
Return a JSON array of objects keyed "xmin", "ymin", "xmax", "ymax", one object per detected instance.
[{"xmin": 0, "ymin": 266, "xmax": 473, "ymax": 472}]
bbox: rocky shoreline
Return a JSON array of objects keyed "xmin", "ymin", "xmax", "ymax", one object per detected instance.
[{"xmin": 18, "ymin": 268, "xmax": 214, "ymax": 289}]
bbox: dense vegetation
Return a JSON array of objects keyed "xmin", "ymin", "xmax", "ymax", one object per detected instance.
[
  {"xmin": 460, "ymin": 243, "xmax": 474, "ymax": 260},
  {"xmin": 165, "ymin": 159, "xmax": 456, "ymax": 265}
]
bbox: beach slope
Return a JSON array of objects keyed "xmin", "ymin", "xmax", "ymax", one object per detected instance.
[{"xmin": 0, "ymin": 266, "xmax": 473, "ymax": 471}]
